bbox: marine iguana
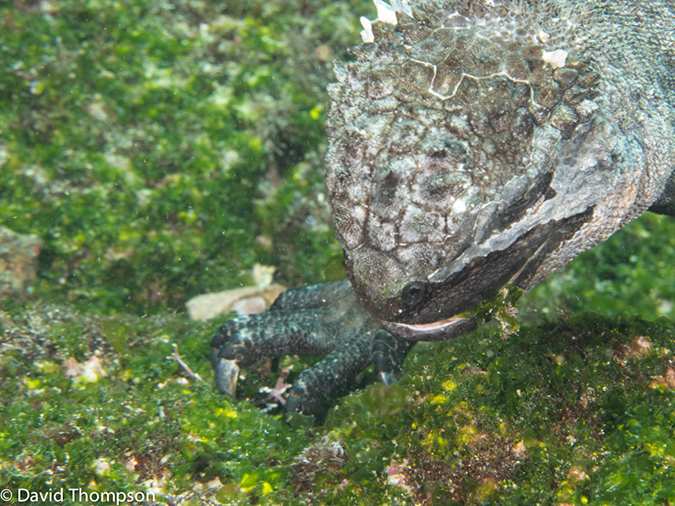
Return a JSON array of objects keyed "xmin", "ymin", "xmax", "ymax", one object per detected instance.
[{"xmin": 212, "ymin": 0, "xmax": 675, "ymax": 415}]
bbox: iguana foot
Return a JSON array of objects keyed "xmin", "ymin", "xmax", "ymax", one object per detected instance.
[{"xmin": 210, "ymin": 279, "xmax": 413, "ymax": 415}]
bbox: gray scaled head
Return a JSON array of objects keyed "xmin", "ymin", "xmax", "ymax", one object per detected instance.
[{"xmin": 325, "ymin": 0, "xmax": 675, "ymax": 340}]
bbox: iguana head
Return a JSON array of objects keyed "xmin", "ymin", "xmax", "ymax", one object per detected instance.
[{"xmin": 325, "ymin": 0, "xmax": 673, "ymax": 340}]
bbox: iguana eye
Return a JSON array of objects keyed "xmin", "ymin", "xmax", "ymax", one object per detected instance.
[{"xmin": 402, "ymin": 282, "xmax": 427, "ymax": 309}]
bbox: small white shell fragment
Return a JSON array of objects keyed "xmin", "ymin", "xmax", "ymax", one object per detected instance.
[
  {"xmin": 538, "ymin": 30, "xmax": 550, "ymax": 43},
  {"xmin": 542, "ymin": 49, "xmax": 569, "ymax": 68},
  {"xmin": 374, "ymin": 0, "xmax": 398, "ymax": 24},
  {"xmin": 360, "ymin": 16, "xmax": 375, "ymax": 43}
]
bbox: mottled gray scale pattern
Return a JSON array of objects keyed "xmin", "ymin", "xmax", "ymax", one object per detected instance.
[
  {"xmin": 326, "ymin": 0, "xmax": 674, "ymax": 323},
  {"xmin": 330, "ymin": 9, "xmax": 595, "ymax": 255}
]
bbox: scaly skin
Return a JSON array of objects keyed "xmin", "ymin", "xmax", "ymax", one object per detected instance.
[
  {"xmin": 211, "ymin": 279, "xmax": 414, "ymax": 414},
  {"xmin": 212, "ymin": 0, "xmax": 675, "ymax": 415}
]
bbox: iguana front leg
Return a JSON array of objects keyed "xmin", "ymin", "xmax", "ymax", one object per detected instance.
[{"xmin": 211, "ymin": 279, "xmax": 414, "ymax": 415}]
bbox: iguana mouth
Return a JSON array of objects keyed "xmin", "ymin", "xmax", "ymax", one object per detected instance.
[
  {"xmin": 389, "ymin": 315, "xmax": 466, "ymax": 331},
  {"xmin": 348, "ymin": 208, "xmax": 595, "ymax": 341},
  {"xmin": 379, "ymin": 314, "xmax": 478, "ymax": 342}
]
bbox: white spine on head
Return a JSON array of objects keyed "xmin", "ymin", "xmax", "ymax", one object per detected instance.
[
  {"xmin": 391, "ymin": 0, "xmax": 413, "ymax": 18},
  {"xmin": 361, "ymin": 0, "xmax": 414, "ymax": 43},
  {"xmin": 374, "ymin": 0, "xmax": 398, "ymax": 24},
  {"xmin": 360, "ymin": 16, "xmax": 375, "ymax": 43},
  {"xmin": 542, "ymin": 49, "xmax": 569, "ymax": 68}
]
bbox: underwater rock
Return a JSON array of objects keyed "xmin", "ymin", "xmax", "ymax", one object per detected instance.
[{"xmin": 0, "ymin": 226, "xmax": 41, "ymax": 298}]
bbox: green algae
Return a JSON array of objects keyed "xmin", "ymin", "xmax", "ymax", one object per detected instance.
[
  {"xmin": 459, "ymin": 284, "xmax": 524, "ymax": 338},
  {"xmin": 0, "ymin": 0, "xmax": 370, "ymax": 314},
  {"xmin": 0, "ymin": 302, "xmax": 311, "ymax": 504},
  {"xmin": 316, "ymin": 313, "xmax": 675, "ymax": 506},
  {"xmin": 1, "ymin": 0, "xmax": 675, "ymax": 504},
  {"xmin": 3, "ymin": 303, "xmax": 675, "ymax": 504},
  {"xmin": 521, "ymin": 212, "xmax": 675, "ymax": 322}
]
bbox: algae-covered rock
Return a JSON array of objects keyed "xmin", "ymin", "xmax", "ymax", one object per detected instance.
[
  {"xmin": 312, "ymin": 313, "xmax": 675, "ymax": 505},
  {"xmin": 0, "ymin": 301, "xmax": 312, "ymax": 505},
  {"xmin": 0, "ymin": 0, "xmax": 674, "ymax": 504},
  {"xmin": 0, "ymin": 0, "xmax": 370, "ymax": 314},
  {"xmin": 0, "ymin": 226, "xmax": 40, "ymax": 298},
  {"xmin": 1, "ymin": 292, "xmax": 675, "ymax": 505}
]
